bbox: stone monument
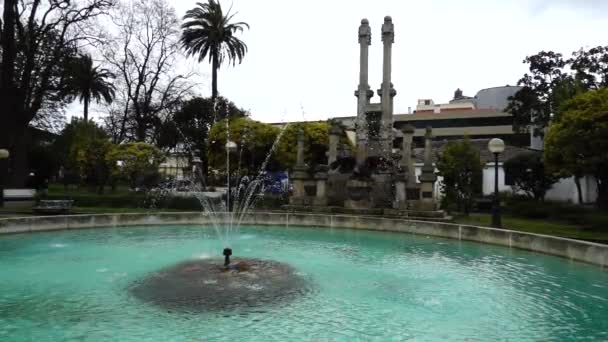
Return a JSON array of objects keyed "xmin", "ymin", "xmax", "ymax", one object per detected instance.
[
  {"xmin": 287, "ymin": 16, "xmax": 442, "ymax": 218},
  {"xmin": 289, "ymin": 130, "xmax": 309, "ymax": 205},
  {"xmin": 418, "ymin": 127, "xmax": 438, "ymax": 210}
]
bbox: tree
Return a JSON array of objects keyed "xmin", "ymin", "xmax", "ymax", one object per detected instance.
[
  {"xmin": 503, "ymin": 152, "xmax": 557, "ymax": 201},
  {"xmin": 436, "ymin": 138, "xmax": 483, "ymax": 215},
  {"xmin": 72, "ymin": 138, "xmax": 114, "ymax": 194},
  {"xmin": 53, "ymin": 118, "xmax": 108, "ymax": 189},
  {"xmin": 505, "ymin": 51, "xmax": 572, "ymax": 138},
  {"xmin": 569, "ymin": 46, "xmax": 608, "ymax": 90},
  {"xmin": 275, "ymin": 122, "xmax": 333, "ymax": 171},
  {"xmin": 166, "ymin": 96, "xmax": 246, "ymax": 181},
  {"xmin": 181, "ymin": 0, "xmax": 248, "ymax": 107},
  {"xmin": 65, "ymin": 54, "xmax": 116, "ymax": 121},
  {"xmin": 208, "ymin": 117, "xmax": 280, "ymax": 174},
  {"xmin": 1, "ymin": 0, "xmax": 114, "ymax": 186},
  {"xmin": 104, "ymin": 0, "xmax": 193, "ymax": 143},
  {"xmin": 106, "ymin": 142, "xmax": 165, "ymax": 189},
  {"xmin": 544, "ymin": 88, "xmax": 608, "ymax": 208}
]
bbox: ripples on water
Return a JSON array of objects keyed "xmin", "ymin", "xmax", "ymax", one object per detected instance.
[{"xmin": 0, "ymin": 225, "xmax": 607, "ymax": 341}]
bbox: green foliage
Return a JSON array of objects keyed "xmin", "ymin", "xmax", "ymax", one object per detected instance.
[
  {"xmin": 107, "ymin": 142, "xmax": 165, "ymax": 189},
  {"xmin": 506, "ymin": 51, "xmax": 579, "ymax": 136},
  {"xmin": 275, "ymin": 122, "xmax": 336, "ymax": 170},
  {"xmin": 27, "ymin": 143, "xmax": 59, "ymax": 190},
  {"xmin": 436, "ymin": 138, "xmax": 483, "ymax": 214},
  {"xmin": 208, "ymin": 117, "xmax": 280, "ymax": 173},
  {"xmin": 71, "ymin": 138, "xmax": 114, "ymax": 193},
  {"xmin": 54, "ymin": 118, "xmax": 109, "ymax": 189},
  {"xmin": 545, "ymin": 88, "xmax": 608, "ymax": 207},
  {"xmin": 163, "ymin": 96, "xmax": 247, "ymax": 180},
  {"xmin": 503, "ymin": 152, "xmax": 557, "ymax": 201}
]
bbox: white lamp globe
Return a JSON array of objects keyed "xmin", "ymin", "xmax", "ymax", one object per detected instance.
[{"xmin": 488, "ymin": 138, "xmax": 505, "ymax": 154}]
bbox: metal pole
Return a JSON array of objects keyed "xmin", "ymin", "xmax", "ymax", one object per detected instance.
[{"xmin": 492, "ymin": 152, "xmax": 502, "ymax": 228}]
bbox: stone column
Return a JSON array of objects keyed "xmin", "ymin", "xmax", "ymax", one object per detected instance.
[
  {"xmin": 289, "ymin": 130, "xmax": 309, "ymax": 205},
  {"xmin": 400, "ymin": 124, "xmax": 416, "ymax": 184},
  {"xmin": 378, "ymin": 16, "xmax": 396, "ymax": 157},
  {"xmin": 313, "ymin": 170, "xmax": 328, "ymax": 206},
  {"xmin": 328, "ymin": 123, "xmax": 341, "ymax": 165},
  {"xmin": 418, "ymin": 127, "xmax": 438, "ymax": 210},
  {"xmin": 354, "ymin": 18, "xmax": 373, "ymax": 165},
  {"xmin": 393, "ymin": 172, "xmax": 407, "ymax": 210}
]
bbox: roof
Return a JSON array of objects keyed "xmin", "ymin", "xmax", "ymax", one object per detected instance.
[
  {"xmin": 397, "ymin": 109, "xmax": 509, "ymax": 120},
  {"xmin": 411, "ymin": 139, "xmax": 539, "ymax": 164}
]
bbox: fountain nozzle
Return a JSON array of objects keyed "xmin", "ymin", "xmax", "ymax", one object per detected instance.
[{"xmin": 223, "ymin": 247, "xmax": 233, "ymax": 267}]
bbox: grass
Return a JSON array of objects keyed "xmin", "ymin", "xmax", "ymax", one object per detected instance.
[
  {"xmin": 71, "ymin": 207, "xmax": 184, "ymax": 214},
  {"xmin": 47, "ymin": 183, "xmax": 134, "ymax": 197},
  {"xmin": 454, "ymin": 213, "xmax": 608, "ymax": 244}
]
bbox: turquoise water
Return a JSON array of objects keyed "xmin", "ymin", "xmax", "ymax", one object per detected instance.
[{"xmin": 1, "ymin": 225, "xmax": 607, "ymax": 341}]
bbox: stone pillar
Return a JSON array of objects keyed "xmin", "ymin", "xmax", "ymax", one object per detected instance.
[
  {"xmin": 328, "ymin": 123, "xmax": 341, "ymax": 165},
  {"xmin": 401, "ymin": 124, "xmax": 416, "ymax": 189},
  {"xmin": 377, "ymin": 16, "xmax": 396, "ymax": 157},
  {"xmin": 289, "ymin": 130, "xmax": 309, "ymax": 205},
  {"xmin": 313, "ymin": 170, "xmax": 328, "ymax": 206},
  {"xmin": 393, "ymin": 172, "xmax": 407, "ymax": 210},
  {"xmin": 418, "ymin": 127, "xmax": 437, "ymax": 210},
  {"xmin": 354, "ymin": 18, "xmax": 373, "ymax": 165}
]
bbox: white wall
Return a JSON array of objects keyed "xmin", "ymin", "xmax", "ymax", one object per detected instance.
[
  {"xmin": 481, "ymin": 162, "xmax": 597, "ymax": 204},
  {"xmin": 482, "ymin": 163, "xmax": 509, "ymax": 195},
  {"xmin": 409, "ymin": 163, "xmax": 596, "ymax": 205},
  {"xmin": 545, "ymin": 175, "xmax": 597, "ymax": 204}
]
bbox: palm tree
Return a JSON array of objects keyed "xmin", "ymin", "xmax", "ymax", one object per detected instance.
[
  {"xmin": 66, "ymin": 54, "xmax": 116, "ymax": 121},
  {"xmin": 181, "ymin": 0, "xmax": 249, "ymax": 108}
]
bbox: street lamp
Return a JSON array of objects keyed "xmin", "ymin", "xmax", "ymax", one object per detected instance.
[
  {"xmin": 0, "ymin": 149, "xmax": 10, "ymax": 208},
  {"xmin": 488, "ymin": 138, "xmax": 505, "ymax": 228},
  {"xmin": 225, "ymin": 141, "xmax": 238, "ymax": 212}
]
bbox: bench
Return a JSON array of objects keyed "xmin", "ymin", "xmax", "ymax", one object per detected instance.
[
  {"xmin": 33, "ymin": 200, "xmax": 74, "ymax": 215},
  {"xmin": 2, "ymin": 189, "xmax": 37, "ymax": 209}
]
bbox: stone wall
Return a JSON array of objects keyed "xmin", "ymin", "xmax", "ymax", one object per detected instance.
[{"xmin": 0, "ymin": 212, "xmax": 606, "ymax": 268}]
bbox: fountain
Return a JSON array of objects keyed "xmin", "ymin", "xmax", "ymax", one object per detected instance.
[{"xmin": 130, "ymin": 106, "xmax": 312, "ymax": 312}]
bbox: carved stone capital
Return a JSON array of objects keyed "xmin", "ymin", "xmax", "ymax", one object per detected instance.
[
  {"xmin": 354, "ymin": 88, "xmax": 374, "ymax": 99},
  {"xmin": 358, "ymin": 18, "xmax": 372, "ymax": 45},
  {"xmin": 381, "ymin": 16, "xmax": 394, "ymax": 44}
]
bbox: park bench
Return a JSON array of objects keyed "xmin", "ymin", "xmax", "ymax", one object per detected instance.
[
  {"xmin": 33, "ymin": 200, "xmax": 74, "ymax": 215},
  {"xmin": 2, "ymin": 189, "xmax": 36, "ymax": 209}
]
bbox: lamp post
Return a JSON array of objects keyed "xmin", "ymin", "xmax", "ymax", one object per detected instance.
[
  {"xmin": 0, "ymin": 149, "xmax": 9, "ymax": 208},
  {"xmin": 225, "ymin": 141, "xmax": 237, "ymax": 212},
  {"xmin": 488, "ymin": 138, "xmax": 505, "ymax": 228}
]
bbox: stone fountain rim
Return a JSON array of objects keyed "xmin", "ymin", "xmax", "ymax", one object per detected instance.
[{"xmin": 0, "ymin": 211, "xmax": 606, "ymax": 268}]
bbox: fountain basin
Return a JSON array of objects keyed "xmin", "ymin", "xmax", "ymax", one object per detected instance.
[{"xmin": 0, "ymin": 220, "xmax": 607, "ymax": 340}]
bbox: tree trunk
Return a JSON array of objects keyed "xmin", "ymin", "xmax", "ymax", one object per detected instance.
[
  {"xmin": 211, "ymin": 53, "xmax": 219, "ymax": 116},
  {"xmin": 83, "ymin": 98, "xmax": 90, "ymax": 122},
  {"xmin": 573, "ymin": 176, "xmax": 583, "ymax": 205},
  {"xmin": 8, "ymin": 126, "xmax": 30, "ymax": 187},
  {"xmin": 597, "ymin": 177, "xmax": 607, "ymax": 209},
  {"xmin": 1, "ymin": 0, "xmax": 20, "ymax": 182}
]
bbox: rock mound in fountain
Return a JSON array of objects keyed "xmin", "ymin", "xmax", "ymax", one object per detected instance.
[{"xmin": 129, "ymin": 258, "xmax": 311, "ymax": 312}]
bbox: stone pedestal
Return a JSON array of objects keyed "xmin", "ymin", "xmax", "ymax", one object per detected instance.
[
  {"xmin": 328, "ymin": 123, "xmax": 341, "ymax": 166},
  {"xmin": 344, "ymin": 178, "xmax": 374, "ymax": 209},
  {"xmin": 417, "ymin": 127, "xmax": 437, "ymax": 210},
  {"xmin": 417, "ymin": 178, "xmax": 436, "ymax": 211},
  {"xmin": 393, "ymin": 172, "xmax": 407, "ymax": 210},
  {"xmin": 313, "ymin": 171, "xmax": 328, "ymax": 206},
  {"xmin": 289, "ymin": 130, "xmax": 310, "ymax": 205}
]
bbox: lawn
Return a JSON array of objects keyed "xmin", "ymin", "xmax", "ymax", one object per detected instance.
[{"xmin": 454, "ymin": 213, "xmax": 608, "ymax": 244}]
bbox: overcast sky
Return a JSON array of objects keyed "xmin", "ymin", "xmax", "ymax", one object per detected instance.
[{"xmin": 83, "ymin": 0, "xmax": 608, "ymax": 124}]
